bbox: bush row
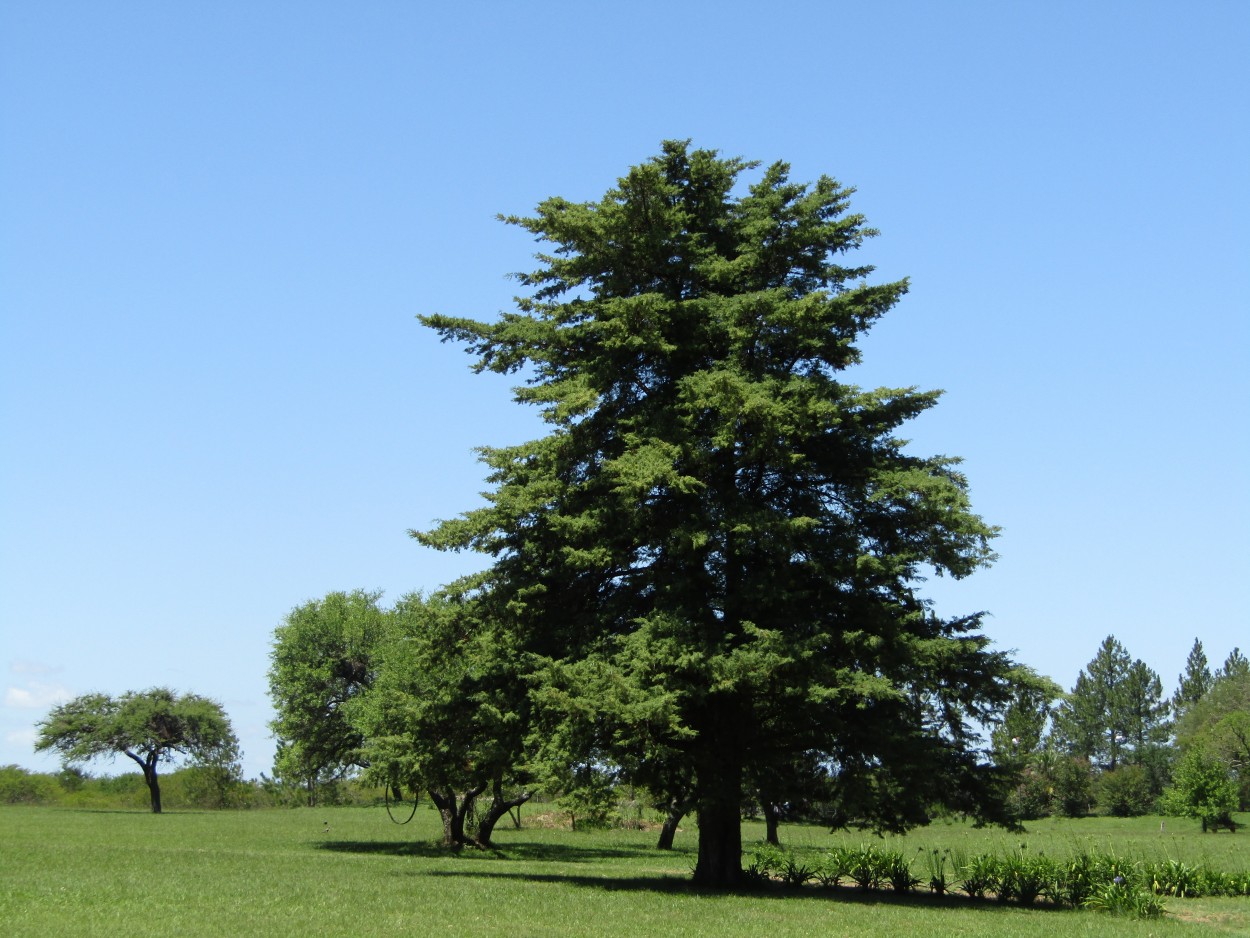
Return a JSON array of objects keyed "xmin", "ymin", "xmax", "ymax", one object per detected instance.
[{"xmin": 746, "ymin": 843, "xmax": 1250, "ymax": 918}]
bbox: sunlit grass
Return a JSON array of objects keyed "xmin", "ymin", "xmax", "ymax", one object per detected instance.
[{"xmin": 2, "ymin": 806, "xmax": 1246, "ymax": 937}]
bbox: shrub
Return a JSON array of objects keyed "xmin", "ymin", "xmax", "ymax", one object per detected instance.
[
  {"xmin": 955, "ymin": 851, "xmax": 1000, "ymax": 900},
  {"xmin": 1097, "ymin": 765, "xmax": 1155, "ymax": 817},
  {"xmin": 1007, "ymin": 769, "xmax": 1053, "ymax": 820},
  {"xmin": 1052, "ymin": 757, "xmax": 1094, "ymax": 817},
  {"xmin": 1160, "ymin": 747, "xmax": 1239, "ymax": 830},
  {"xmin": 0, "ymin": 765, "xmax": 59, "ymax": 804}
]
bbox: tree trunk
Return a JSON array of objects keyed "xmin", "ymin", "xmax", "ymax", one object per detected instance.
[
  {"xmin": 691, "ymin": 747, "xmax": 743, "ymax": 887},
  {"xmin": 656, "ymin": 796, "xmax": 686, "ymax": 850},
  {"xmin": 474, "ymin": 779, "xmax": 531, "ymax": 847},
  {"xmin": 144, "ymin": 765, "xmax": 162, "ymax": 814},
  {"xmin": 125, "ymin": 750, "xmax": 162, "ymax": 813},
  {"xmin": 428, "ymin": 785, "xmax": 485, "ymax": 847},
  {"xmin": 762, "ymin": 799, "xmax": 780, "ymax": 846}
]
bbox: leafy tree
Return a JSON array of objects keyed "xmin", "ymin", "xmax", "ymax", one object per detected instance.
[
  {"xmin": 1171, "ymin": 638, "xmax": 1213, "ymax": 720},
  {"xmin": 35, "ymin": 688, "xmax": 238, "ymax": 813},
  {"xmin": 1053, "ymin": 636, "xmax": 1168, "ymax": 772},
  {"xmin": 350, "ymin": 590, "xmax": 532, "ymax": 847},
  {"xmin": 417, "ymin": 140, "xmax": 1024, "ymax": 885},
  {"xmin": 268, "ymin": 589, "xmax": 388, "ymax": 803},
  {"xmin": 1161, "ymin": 746, "xmax": 1239, "ymax": 831},
  {"xmin": 1174, "ymin": 665, "xmax": 1250, "ymax": 808}
]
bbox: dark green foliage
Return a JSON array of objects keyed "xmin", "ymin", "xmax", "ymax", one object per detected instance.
[
  {"xmin": 35, "ymin": 688, "xmax": 238, "ymax": 813},
  {"xmin": 1172, "ymin": 638, "xmax": 1213, "ymax": 721},
  {"xmin": 1216, "ymin": 647, "xmax": 1249, "ymax": 681},
  {"xmin": 990, "ymin": 674, "xmax": 1061, "ymax": 769},
  {"xmin": 418, "ymin": 140, "xmax": 1023, "ymax": 885},
  {"xmin": 1096, "ymin": 765, "xmax": 1155, "ymax": 817},
  {"xmin": 1053, "ymin": 636, "xmax": 1170, "ymax": 772},
  {"xmin": 1052, "ymin": 756, "xmax": 1095, "ymax": 817},
  {"xmin": 1007, "ymin": 766, "xmax": 1055, "ymax": 820},
  {"xmin": 348, "ymin": 590, "xmax": 532, "ymax": 847}
]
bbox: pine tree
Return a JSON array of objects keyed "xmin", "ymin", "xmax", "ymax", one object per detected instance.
[
  {"xmin": 1172, "ymin": 638, "xmax": 1213, "ymax": 721},
  {"xmin": 1054, "ymin": 636, "xmax": 1169, "ymax": 772},
  {"xmin": 418, "ymin": 141, "xmax": 1023, "ymax": 885}
]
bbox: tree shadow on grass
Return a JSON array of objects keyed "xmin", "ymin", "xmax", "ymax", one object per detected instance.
[
  {"xmin": 317, "ymin": 840, "xmax": 656, "ymax": 863},
  {"xmin": 421, "ymin": 868, "xmax": 1072, "ymax": 913}
]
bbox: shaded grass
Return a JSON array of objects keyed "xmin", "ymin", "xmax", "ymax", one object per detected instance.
[{"xmin": 1, "ymin": 805, "xmax": 1246, "ymax": 937}]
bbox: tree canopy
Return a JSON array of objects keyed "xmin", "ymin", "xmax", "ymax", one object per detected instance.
[
  {"xmin": 35, "ymin": 688, "xmax": 237, "ymax": 813},
  {"xmin": 418, "ymin": 141, "xmax": 1025, "ymax": 885},
  {"xmin": 267, "ymin": 589, "xmax": 388, "ymax": 801}
]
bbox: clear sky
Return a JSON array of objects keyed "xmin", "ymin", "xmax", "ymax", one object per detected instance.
[{"xmin": 2, "ymin": 2, "xmax": 1247, "ymax": 780}]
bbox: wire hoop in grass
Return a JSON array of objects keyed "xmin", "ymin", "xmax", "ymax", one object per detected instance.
[{"xmin": 385, "ymin": 786, "xmax": 419, "ymax": 825}]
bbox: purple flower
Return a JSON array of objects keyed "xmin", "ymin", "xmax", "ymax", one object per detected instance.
[{"xmin": 1113, "ymin": 876, "xmax": 1124, "ymax": 885}]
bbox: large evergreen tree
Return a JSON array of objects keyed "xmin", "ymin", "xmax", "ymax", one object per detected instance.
[
  {"xmin": 418, "ymin": 141, "xmax": 1023, "ymax": 885},
  {"xmin": 1054, "ymin": 635, "xmax": 1169, "ymax": 772}
]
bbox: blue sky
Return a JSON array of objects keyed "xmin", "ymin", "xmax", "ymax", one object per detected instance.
[{"xmin": 2, "ymin": 2, "xmax": 1246, "ymax": 780}]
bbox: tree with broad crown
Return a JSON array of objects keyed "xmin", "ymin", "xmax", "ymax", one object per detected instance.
[
  {"xmin": 417, "ymin": 141, "xmax": 1026, "ymax": 886},
  {"xmin": 347, "ymin": 588, "xmax": 533, "ymax": 848},
  {"xmin": 35, "ymin": 688, "xmax": 238, "ymax": 813},
  {"xmin": 1161, "ymin": 746, "xmax": 1240, "ymax": 831}
]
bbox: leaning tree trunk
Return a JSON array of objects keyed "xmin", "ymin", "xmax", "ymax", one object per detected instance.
[
  {"xmin": 657, "ymin": 796, "xmax": 687, "ymax": 850},
  {"xmin": 145, "ymin": 766, "xmax": 162, "ymax": 814},
  {"xmin": 474, "ymin": 778, "xmax": 531, "ymax": 847},
  {"xmin": 125, "ymin": 750, "xmax": 162, "ymax": 813}
]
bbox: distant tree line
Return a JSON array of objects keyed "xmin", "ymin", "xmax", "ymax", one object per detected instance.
[{"xmin": 992, "ymin": 635, "xmax": 1247, "ymax": 829}]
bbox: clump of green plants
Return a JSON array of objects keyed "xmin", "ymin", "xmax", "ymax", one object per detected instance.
[
  {"xmin": 1083, "ymin": 876, "xmax": 1165, "ymax": 918},
  {"xmin": 814, "ymin": 847, "xmax": 850, "ymax": 888},
  {"xmin": 741, "ymin": 836, "xmax": 1250, "ymax": 920},
  {"xmin": 920, "ymin": 847, "xmax": 951, "ymax": 896},
  {"xmin": 879, "ymin": 848, "xmax": 918, "ymax": 893},
  {"xmin": 846, "ymin": 844, "xmax": 886, "ymax": 891},
  {"xmin": 954, "ymin": 850, "xmax": 999, "ymax": 900},
  {"xmin": 997, "ymin": 848, "xmax": 1056, "ymax": 905}
]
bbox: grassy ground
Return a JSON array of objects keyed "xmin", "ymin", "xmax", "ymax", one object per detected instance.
[{"xmin": 2, "ymin": 805, "xmax": 1247, "ymax": 937}]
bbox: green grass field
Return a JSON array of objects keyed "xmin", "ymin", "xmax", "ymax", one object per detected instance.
[{"xmin": 3, "ymin": 805, "xmax": 1248, "ymax": 937}]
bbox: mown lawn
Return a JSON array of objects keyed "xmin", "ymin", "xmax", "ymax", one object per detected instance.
[{"xmin": 2, "ymin": 805, "xmax": 1247, "ymax": 937}]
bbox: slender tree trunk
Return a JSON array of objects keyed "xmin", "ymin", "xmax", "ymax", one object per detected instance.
[
  {"xmin": 474, "ymin": 779, "xmax": 531, "ymax": 847},
  {"xmin": 762, "ymin": 798, "xmax": 780, "ymax": 846},
  {"xmin": 144, "ymin": 765, "xmax": 162, "ymax": 813},
  {"xmin": 656, "ymin": 796, "xmax": 686, "ymax": 850},
  {"xmin": 125, "ymin": 750, "xmax": 162, "ymax": 814}
]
